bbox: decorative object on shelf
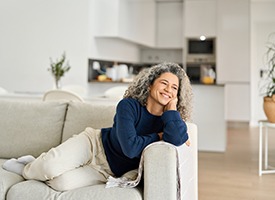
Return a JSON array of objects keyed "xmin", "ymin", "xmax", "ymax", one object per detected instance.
[
  {"xmin": 48, "ymin": 52, "xmax": 71, "ymax": 89},
  {"xmin": 200, "ymin": 64, "xmax": 216, "ymax": 84},
  {"xmin": 260, "ymin": 33, "xmax": 275, "ymax": 123}
]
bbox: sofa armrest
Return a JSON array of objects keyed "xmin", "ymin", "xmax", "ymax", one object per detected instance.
[{"xmin": 143, "ymin": 122, "xmax": 198, "ymax": 200}]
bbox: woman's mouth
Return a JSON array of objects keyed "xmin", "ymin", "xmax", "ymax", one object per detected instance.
[{"xmin": 161, "ymin": 93, "xmax": 171, "ymax": 99}]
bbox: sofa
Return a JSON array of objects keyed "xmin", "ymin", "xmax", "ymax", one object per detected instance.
[{"xmin": 0, "ymin": 99, "xmax": 198, "ymax": 200}]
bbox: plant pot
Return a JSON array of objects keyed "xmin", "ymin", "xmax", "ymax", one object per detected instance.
[
  {"xmin": 263, "ymin": 95, "xmax": 275, "ymax": 123},
  {"xmin": 51, "ymin": 77, "xmax": 61, "ymax": 90}
]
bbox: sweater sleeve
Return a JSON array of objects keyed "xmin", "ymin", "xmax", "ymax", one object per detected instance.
[
  {"xmin": 161, "ymin": 110, "xmax": 189, "ymax": 146},
  {"xmin": 115, "ymin": 100, "xmax": 159, "ymax": 159}
]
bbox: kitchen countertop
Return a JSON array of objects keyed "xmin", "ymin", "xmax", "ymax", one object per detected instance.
[{"xmin": 191, "ymin": 83, "xmax": 225, "ymax": 86}]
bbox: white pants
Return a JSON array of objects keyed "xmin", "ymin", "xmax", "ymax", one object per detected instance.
[{"xmin": 23, "ymin": 127, "xmax": 113, "ymax": 191}]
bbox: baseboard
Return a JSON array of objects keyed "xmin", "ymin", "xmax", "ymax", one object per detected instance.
[{"xmin": 226, "ymin": 121, "xmax": 249, "ymax": 129}]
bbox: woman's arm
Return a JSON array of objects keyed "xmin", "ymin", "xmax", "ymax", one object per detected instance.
[
  {"xmin": 161, "ymin": 110, "xmax": 189, "ymax": 146},
  {"xmin": 161, "ymin": 97, "xmax": 190, "ymax": 146},
  {"xmin": 115, "ymin": 100, "xmax": 159, "ymax": 159}
]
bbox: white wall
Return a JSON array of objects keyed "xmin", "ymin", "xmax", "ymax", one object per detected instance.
[
  {"xmin": 250, "ymin": 0, "xmax": 275, "ymax": 126},
  {"xmin": 0, "ymin": 0, "xmax": 141, "ymax": 94},
  {"xmin": 0, "ymin": 0, "xmax": 91, "ymax": 93}
]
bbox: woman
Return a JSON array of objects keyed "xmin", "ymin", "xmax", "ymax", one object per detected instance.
[{"xmin": 3, "ymin": 62, "xmax": 193, "ymax": 191}]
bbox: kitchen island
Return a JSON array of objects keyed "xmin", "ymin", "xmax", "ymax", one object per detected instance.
[{"xmin": 192, "ymin": 84, "xmax": 226, "ymax": 152}]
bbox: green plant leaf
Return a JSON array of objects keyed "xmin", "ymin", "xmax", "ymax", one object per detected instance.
[{"xmin": 48, "ymin": 52, "xmax": 71, "ymax": 81}]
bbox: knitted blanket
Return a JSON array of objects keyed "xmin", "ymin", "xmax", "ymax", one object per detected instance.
[{"xmin": 105, "ymin": 141, "xmax": 187, "ymax": 200}]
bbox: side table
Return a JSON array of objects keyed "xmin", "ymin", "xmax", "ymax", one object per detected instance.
[{"xmin": 259, "ymin": 120, "xmax": 275, "ymax": 176}]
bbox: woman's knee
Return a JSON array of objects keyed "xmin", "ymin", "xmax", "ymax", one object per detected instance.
[
  {"xmin": 31, "ymin": 159, "xmax": 59, "ymax": 180},
  {"xmin": 22, "ymin": 153, "xmax": 61, "ymax": 180},
  {"xmin": 46, "ymin": 166, "xmax": 106, "ymax": 191}
]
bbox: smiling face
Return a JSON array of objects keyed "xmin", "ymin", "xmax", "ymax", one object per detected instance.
[{"xmin": 146, "ymin": 72, "xmax": 179, "ymax": 114}]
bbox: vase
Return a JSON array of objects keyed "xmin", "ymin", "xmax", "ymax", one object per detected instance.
[
  {"xmin": 263, "ymin": 95, "xmax": 275, "ymax": 123},
  {"xmin": 53, "ymin": 77, "xmax": 62, "ymax": 89}
]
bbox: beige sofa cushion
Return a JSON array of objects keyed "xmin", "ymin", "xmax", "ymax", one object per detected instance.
[
  {"xmin": 62, "ymin": 102, "xmax": 116, "ymax": 142},
  {"xmin": 7, "ymin": 180, "xmax": 142, "ymax": 200},
  {"xmin": 0, "ymin": 100, "xmax": 67, "ymax": 158},
  {"xmin": 0, "ymin": 159, "xmax": 24, "ymax": 200}
]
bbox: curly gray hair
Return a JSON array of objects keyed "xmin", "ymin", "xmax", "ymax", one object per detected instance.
[{"xmin": 123, "ymin": 62, "xmax": 193, "ymax": 121}]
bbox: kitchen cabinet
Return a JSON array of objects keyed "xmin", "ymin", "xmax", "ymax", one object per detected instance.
[
  {"xmin": 140, "ymin": 48, "xmax": 183, "ymax": 64},
  {"xmin": 156, "ymin": 2, "xmax": 183, "ymax": 48},
  {"xmin": 93, "ymin": 0, "xmax": 156, "ymax": 47},
  {"xmin": 215, "ymin": 0, "xmax": 250, "ymax": 122},
  {"xmin": 192, "ymin": 84, "xmax": 226, "ymax": 152},
  {"xmin": 93, "ymin": 0, "xmax": 119, "ymax": 38},
  {"xmin": 216, "ymin": 0, "xmax": 250, "ymax": 83},
  {"xmin": 225, "ymin": 83, "xmax": 250, "ymax": 121},
  {"xmin": 184, "ymin": 0, "xmax": 217, "ymax": 38}
]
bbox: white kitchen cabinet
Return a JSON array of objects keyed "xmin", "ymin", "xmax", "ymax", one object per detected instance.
[
  {"xmin": 156, "ymin": 2, "xmax": 183, "ymax": 48},
  {"xmin": 93, "ymin": 0, "xmax": 119, "ymax": 37},
  {"xmin": 93, "ymin": 0, "xmax": 156, "ymax": 47},
  {"xmin": 216, "ymin": 0, "xmax": 250, "ymax": 83},
  {"xmin": 184, "ymin": 0, "xmax": 217, "ymax": 38},
  {"xmin": 140, "ymin": 48, "xmax": 183, "ymax": 63},
  {"xmin": 225, "ymin": 83, "xmax": 250, "ymax": 121},
  {"xmin": 192, "ymin": 84, "xmax": 226, "ymax": 152}
]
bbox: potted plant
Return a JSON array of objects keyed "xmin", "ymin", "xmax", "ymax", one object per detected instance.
[
  {"xmin": 260, "ymin": 33, "xmax": 275, "ymax": 123},
  {"xmin": 48, "ymin": 52, "xmax": 71, "ymax": 89}
]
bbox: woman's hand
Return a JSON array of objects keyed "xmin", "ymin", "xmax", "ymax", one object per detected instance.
[
  {"xmin": 164, "ymin": 97, "xmax": 178, "ymax": 111},
  {"xmin": 185, "ymin": 139, "xmax": 191, "ymax": 146},
  {"xmin": 158, "ymin": 132, "xmax": 163, "ymax": 140}
]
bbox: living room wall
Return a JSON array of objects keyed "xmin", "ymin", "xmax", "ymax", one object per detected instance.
[
  {"xmin": 0, "ymin": 0, "xmax": 140, "ymax": 93},
  {"xmin": 0, "ymin": 0, "xmax": 90, "ymax": 93}
]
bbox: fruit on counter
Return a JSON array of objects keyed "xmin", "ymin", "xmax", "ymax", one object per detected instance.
[
  {"xmin": 202, "ymin": 76, "xmax": 214, "ymax": 84},
  {"xmin": 97, "ymin": 75, "xmax": 110, "ymax": 81}
]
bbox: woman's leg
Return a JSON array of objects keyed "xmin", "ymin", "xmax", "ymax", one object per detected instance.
[
  {"xmin": 46, "ymin": 165, "xmax": 106, "ymax": 191},
  {"xmin": 45, "ymin": 128, "xmax": 113, "ymax": 191},
  {"xmin": 23, "ymin": 129, "xmax": 94, "ymax": 181}
]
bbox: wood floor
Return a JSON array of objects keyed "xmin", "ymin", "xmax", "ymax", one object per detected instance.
[{"xmin": 198, "ymin": 123, "xmax": 275, "ymax": 200}]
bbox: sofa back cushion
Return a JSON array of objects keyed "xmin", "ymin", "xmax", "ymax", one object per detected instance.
[
  {"xmin": 0, "ymin": 100, "xmax": 67, "ymax": 158},
  {"xmin": 62, "ymin": 102, "xmax": 116, "ymax": 142}
]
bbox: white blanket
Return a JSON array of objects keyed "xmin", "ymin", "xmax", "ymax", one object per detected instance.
[{"xmin": 105, "ymin": 141, "xmax": 190, "ymax": 200}]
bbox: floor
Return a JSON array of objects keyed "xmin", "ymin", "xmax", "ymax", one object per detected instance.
[{"xmin": 198, "ymin": 123, "xmax": 275, "ymax": 200}]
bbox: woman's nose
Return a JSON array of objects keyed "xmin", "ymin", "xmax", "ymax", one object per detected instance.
[{"xmin": 165, "ymin": 85, "xmax": 172, "ymax": 92}]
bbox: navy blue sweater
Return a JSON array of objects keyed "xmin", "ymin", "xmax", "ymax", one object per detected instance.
[{"xmin": 101, "ymin": 98, "xmax": 188, "ymax": 177}]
